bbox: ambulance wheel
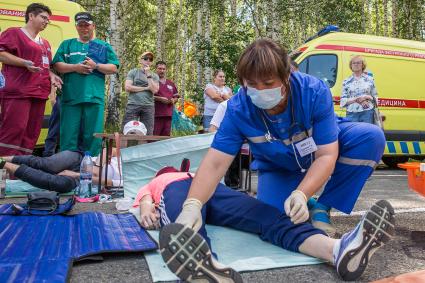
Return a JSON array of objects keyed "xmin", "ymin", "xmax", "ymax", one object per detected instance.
[{"xmin": 382, "ymin": 156, "xmax": 409, "ymax": 169}]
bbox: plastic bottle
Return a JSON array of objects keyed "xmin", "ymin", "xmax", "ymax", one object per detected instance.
[{"xmin": 79, "ymin": 151, "xmax": 94, "ymax": 198}]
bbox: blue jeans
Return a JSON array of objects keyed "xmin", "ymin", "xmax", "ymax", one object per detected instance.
[
  {"xmin": 161, "ymin": 179, "xmax": 325, "ymax": 253},
  {"xmin": 346, "ymin": 109, "xmax": 374, "ymax": 124},
  {"xmin": 43, "ymin": 97, "xmax": 61, "ymax": 157},
  {"xmin": 202, "ymin": 115, "xmax": 213, "ymax": 131},
  {"xmin": 12, "ymin": 150, "xmax": 83, "ymax": 193}
]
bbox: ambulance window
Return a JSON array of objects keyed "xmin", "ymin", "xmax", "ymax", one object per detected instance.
[
  {"xmin": 297, "ymin": 54, "xmax": 337, "ymax": 88},
  {"xmin": 298, "ymin": 60, "xmax": 307, "ymax": 73}
]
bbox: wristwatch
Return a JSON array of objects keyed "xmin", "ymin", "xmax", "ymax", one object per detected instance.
[
  {"xmin": 95, "ymin": 63, "xmax": 99, "ymax": 70},
  {"xmin": 0, "ymin": 157, "xmax": 6, "ymax": 169}
]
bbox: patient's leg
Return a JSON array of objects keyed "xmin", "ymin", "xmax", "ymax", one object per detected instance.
[
  {"xmin": 206, "ymin": 182, "xmax": 326, "ymax": 253},
  {"xmin": 298, "ymin": 234, "xmax": 336, "ymax": 262},
  {"xmin": 10, "ymin": 150, "xmax": 82, "ymax": 174},
  {"xmin": 300, "ymin": 200, "xmax": 395, "ymax": 281},
  {"xmin": 4, "ymin": 161, "xmax": 77, "ymax": 193},
  {"xmin": 207, "ymin": 184, "xmax": 395, "ymax": 281}
]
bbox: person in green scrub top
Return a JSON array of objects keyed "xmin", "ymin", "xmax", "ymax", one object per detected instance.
[{"xmin": 52, "ymin": 12, "xmax": 119, "ymax": 155}]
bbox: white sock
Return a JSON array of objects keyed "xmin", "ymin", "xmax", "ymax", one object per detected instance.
[{"xmin": 332, "ymin": 239, "xmax": 341, "ymax": 265}]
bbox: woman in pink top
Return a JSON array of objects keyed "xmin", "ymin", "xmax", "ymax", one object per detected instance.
[{"xmin": 133, "ymin": 168, "xmax": 395, "ymax": 283}]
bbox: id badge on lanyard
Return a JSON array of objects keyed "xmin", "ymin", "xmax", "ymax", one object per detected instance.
[
  {"xmin": 39, "ymin": 39, "xmax": 49, "ymax": 69},
  {"xmin": 294, "ymin": 137, "xmax": 318, "ymax": 157},
  {"xmin": 42, "ymin": 55, "xmax": 49, "ymax": 69}
]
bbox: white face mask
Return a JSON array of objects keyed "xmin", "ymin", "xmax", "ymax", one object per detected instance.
[{"xmin": 246, "ymin": 85, "xmax": 284, "ymax": 109}]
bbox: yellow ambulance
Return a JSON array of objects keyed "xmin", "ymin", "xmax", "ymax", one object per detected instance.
[
  {"xmin": 0, "ymin": 0, "xmax": 84, "ymax": 150},
  {"xmin": 292, "ymin": 27, "xmax": 425, "ymax": 167}
]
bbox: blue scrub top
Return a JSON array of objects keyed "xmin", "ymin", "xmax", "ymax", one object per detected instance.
[{"xmin": 211, "ymin": 71, "xmax": 339, "ymax": 173}]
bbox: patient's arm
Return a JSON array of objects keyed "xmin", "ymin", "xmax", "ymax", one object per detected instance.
[
  {"xmin": 59, "ymin": 169, "xmax": 114, "ymax": 187},
  {"xmin": 58, "ymin": 170, "xmax": 79, "ymax": 179},
  {"xmin": 140, "ymin": 195, "xmax": 160, "ymax": 230}
]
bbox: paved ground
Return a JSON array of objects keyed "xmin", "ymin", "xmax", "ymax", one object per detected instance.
[{"xmin": 3, "ymin": 166, "xmax": 425, "ymax": 282}]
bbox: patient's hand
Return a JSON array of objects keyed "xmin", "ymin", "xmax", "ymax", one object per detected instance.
[
  {"xmin": 58, "ymin": 170, "xmax": 79, "ymax": 179},
  {"xmin": 140, "ymin": 202, "xmax": 160, "ymax": 230}
]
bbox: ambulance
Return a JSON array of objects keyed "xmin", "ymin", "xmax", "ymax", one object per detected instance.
[
  {"xmin": 0, "ymin": 0, "xmax": 84, "ymax": 150},
  {"xmin": 292, "ymin": 26, "xmax": 425, "ymax": 168}
]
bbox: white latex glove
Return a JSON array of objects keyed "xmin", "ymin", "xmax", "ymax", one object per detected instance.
[
  {"xmin": 284, "ymin": 190, "xmax": 309, "ymax": 224},
  {"xmin": 175, "ymin": 198, "xmax": 203, "ymax": 232}
]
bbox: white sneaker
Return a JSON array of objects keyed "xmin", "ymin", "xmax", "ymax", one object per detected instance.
[{"xmin": 334, "ymin": 200, "xmax": 395, "ymax": 281}]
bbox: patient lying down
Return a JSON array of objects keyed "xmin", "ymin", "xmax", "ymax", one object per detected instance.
[
  {"xmin": 133, "ymin": 168, "xmax": 395, "ymax": 282},
  {"xmin": 0, "ymin": 149, "xmax": 121, "ymax": 193}
]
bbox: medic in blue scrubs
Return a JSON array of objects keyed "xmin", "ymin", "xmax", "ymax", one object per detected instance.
[{"xmin": 174, "ymin": 38, "xmax": 385, "ymax": 235}]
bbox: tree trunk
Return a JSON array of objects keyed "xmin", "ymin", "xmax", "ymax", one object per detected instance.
[
  {"xmin": 179, "ymin": 6, "xmax": 189, "ymax": 105},
  {"xmin": 364, "ymin": 0, "xmax": 372, "ymax": 34},
  {"xmin": 391, "ymin": 0, "xmax": 397, "ymax": 37},
  {"xmin": 230, "ymin": 0, "xmax": 237, "ymax": 17},
  {"xmin": 173, "ymin": 0, "xmax": 184, "ymax": 88},
  {"xmin": 267, "ymin": 0, "xmax": 279, "ymax": 41},
  {"xmin": 156, "ymin": 0, "xmax": 166, "ymax": 60},
  {"xmin": 375, "ymin": 0, "xmax": 380, "ymax": 35},
  {"xmin": 195, "ymin": 5, "xmax": 203, "ymax": 87},
  {"xmin": 362, "ymin": 0, "xmax": 367, "ymax": 33},
  {"xmin": 253, "ymin": 0, "xmax": 262, "ymax": 37},
  {"xmin": 383, "ymin": 0, "xmax": 388, "ymax": 36},
  {"xmin": 203, "ymin": 2, "xmax": 211, "ymax": 85},
  {"xmin": 106, "ymin": 0, "xmax": 124, "ymax": 130}
]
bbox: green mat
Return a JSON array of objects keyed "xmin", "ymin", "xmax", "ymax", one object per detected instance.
[{"xmin": 5, "ymin": 179, "xmax": 74, "ymax": 197}]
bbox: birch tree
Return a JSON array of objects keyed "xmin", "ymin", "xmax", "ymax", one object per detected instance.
[
  {"xmin": 383, "ymin": 0, "xmax": 388, "ymax": 36},
  {"xmin": 392, "ymin": 0, "xmax": 398, "ymax": 37},
  {"xmin": 156, "ymin": 0, "xmax": 166, "ymax": 60},
  {"xmin": 195, "ymin": 4, "xmax": 204, "ymax": 87},
  {"xmin": 106, "ymin": 0, "xmax": 125, "ymax": 130}
]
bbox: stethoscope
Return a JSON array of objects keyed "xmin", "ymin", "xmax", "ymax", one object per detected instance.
[{"xmin": 259, "ymin": 86, "xmax": 313, "ymax": 173}]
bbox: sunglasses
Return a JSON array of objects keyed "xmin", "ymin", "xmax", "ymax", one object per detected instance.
[{"xmin": 142, "ymin": 57, "xmax": 153, "ymax": 62}]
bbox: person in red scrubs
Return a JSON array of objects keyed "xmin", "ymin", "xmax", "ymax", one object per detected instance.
[{"xmin": 0, "ymin": 3, "xmax": 62, "ymax": 156}]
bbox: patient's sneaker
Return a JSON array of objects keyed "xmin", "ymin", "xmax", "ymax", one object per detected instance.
[
  {"xmin": 159, "ymin": 223, "xmax": 242, "ymax": 283},
  {"xmin": 334, "ymin": 200, "xmax": 395, "ymax": 281},
  {"xmin": 310, "ymin": 201, "xmax": 336, "ymax": 236}
]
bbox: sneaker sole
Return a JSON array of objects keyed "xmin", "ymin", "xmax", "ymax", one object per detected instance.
[
  {"xmin": 159, "ymin": 223, "xmax": 243, "ymax": 283},
  {"xmin": 337, "ymin": 200, "xmax": 395, "ymax": 281}
]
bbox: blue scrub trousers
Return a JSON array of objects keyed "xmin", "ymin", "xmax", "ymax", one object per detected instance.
[
  {"xmin": 160, "ymin": 179, "xmax": 325, "ymax": 254},
  {"xmin": 257, "ymin": 121, "xmax": 385, "ymax": 214}
]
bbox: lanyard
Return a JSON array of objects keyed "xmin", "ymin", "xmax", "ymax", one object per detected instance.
[{"xmin": 259, "ymin": 89, "xmax": 313, "ymax": 173}]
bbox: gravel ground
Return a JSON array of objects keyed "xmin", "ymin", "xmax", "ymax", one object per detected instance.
[{"xmin": 2, "ymin": 167, "xmax": 424, "ymax": 283}]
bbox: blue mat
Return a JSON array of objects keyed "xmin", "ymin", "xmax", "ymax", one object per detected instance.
[
  {"xmin": 0, "ymin": 211, "xmax": 157, "ymax": 282},
  {"xmin": 145, "ymin": 225, "xmax": 324, "ymax": 282}
]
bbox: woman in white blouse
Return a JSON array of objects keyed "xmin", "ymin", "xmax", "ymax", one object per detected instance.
[
  {"xmin": 340, "ymin": 56, "xmax": 378, "ymax": 124},
  {"xmin": 203, "ymin": 70, "xmax": 232, "ymax": 131}
]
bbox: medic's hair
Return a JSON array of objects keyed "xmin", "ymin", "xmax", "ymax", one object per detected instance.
[
  {"xmin": 25, "ymin": 3, "xmax": 52, "ymax": 23},
  {"xmin": 236, "ymin": 38, "xmax": 291, "ymax": 85}
]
